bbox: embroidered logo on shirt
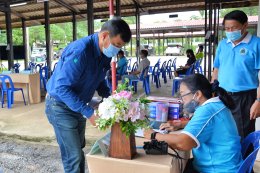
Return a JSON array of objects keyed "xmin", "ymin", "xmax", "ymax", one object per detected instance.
[
  {"xmin": 73, "ymin": 58, "xmax": 78, "ymax": 63},
  {"xmin": 239, "ymin": 48, "xmax": 247, "ymax": 55}
]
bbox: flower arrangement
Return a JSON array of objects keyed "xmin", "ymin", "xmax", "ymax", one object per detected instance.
[{"xmin": 96, "ymin": 80, "xmax": 150, "ymax": 137}]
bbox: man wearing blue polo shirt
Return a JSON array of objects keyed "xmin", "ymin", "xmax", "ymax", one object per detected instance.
[
  {"xmin": 212, "ymin": 11, "xmax": 260, "ymax": 142},
  {"xmin": 45, "ymin": 18, "xmax": 131, "ymax": 173}
]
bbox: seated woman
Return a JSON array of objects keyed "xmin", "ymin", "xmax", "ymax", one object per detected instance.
[
  {"xmin": 174, "ymin": 49, "xmax": 196, "ymax": 77},
  {"xmin": 144, "ymin": 74, "xmax": 242, "ymax": 173}
]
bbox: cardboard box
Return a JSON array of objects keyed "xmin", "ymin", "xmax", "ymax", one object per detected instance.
[{"xmin": 87, "ymin": 137, "xmax": 190, "ymax": 173}]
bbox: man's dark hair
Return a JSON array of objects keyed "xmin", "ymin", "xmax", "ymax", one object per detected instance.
[
  {"xmin": 101, "ymin": 17, "xmax": 132, "ymax": 43},
  {"xmin": 118, "ymin": 50, "xmax": 124, "ymax": 56},
  {"xmin": 223, "ymin": 10, "xmax": 248, "ymax": 25},
  {"xmin": 199, "ymin": 45, "xmax": 203, "ymax": 51},
  {"xmin": 141, "ymin": 49, "xmax": 148, "ymax": 57}
]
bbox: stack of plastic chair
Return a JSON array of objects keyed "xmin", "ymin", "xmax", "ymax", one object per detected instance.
[
  {"xmin": 166, "ymin": 59, "xmax": 173, "ymax": 79},
  {"xmin": 12, "ymin": 63, "xmax": 20, "ymax": 73},
  {"xmin": 129, "ymin": 66, "xmax": 150, "ymax": 95},
  {"xmin": 160, "ymin": 61, "xmax": 167, "ymax": 84},
  {"xmin": 172, "ymin": 64, "xmax": 195, "ymax": 96},
  {"xmin": 0, "ymin": 74, "xmax": 26, "ymax": 108},
  {"xmin": 151, "ymin": 62, "xmax": 161, "ymax": 88}
]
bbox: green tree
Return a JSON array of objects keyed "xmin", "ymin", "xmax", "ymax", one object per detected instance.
[
  {"xmin": 220, "ymin": 6, "xmax": 258, "ymax": 18},
  {"xmin": 12, "ymin": 28, "xmax": 23, "ymax": 45},
  {"xmin": 190, "ymin": 15, "xmax": 200, "ymax": 20}
]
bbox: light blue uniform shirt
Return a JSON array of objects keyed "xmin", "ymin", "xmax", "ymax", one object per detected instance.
[
  {"xmin": 182, "ymin": 97, "xmax": 242, "ymax": 173},
  {"xmin": 214, "ymin": 33, "xmax": 260, "ymax": 92},
  {"xmin": 117, "ymin": 56, "xmax": 127, "ymax": 75}
]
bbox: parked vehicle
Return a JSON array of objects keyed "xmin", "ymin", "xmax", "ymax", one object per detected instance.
[
  {"xmin": 141, "ymin": 44, "xmax": 155, "ymax": 56},
  {"xmin": 165, "ymin": 44, "xmax": 184, "ymax": 56},
  {"xmin": 31, "ymin": 47, "xmax": 46, "ymax": 59}
]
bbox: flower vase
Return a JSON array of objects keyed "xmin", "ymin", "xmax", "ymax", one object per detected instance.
[{"xmin": 109, "ymin": 123, "xmax": 137, "ymax": 160}]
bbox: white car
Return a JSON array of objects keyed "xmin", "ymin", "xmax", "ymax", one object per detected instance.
[{"xmin": 165, "ymin": 44, "xmax": 184, "ymax": 56}]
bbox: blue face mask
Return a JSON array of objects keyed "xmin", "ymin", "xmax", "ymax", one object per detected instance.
[
  {"xmin": 225, "ymin": 30, "xmax": 242, "ymax": 41},
  {"xmin": 103, "ymin": 38, "xmax": 120, "ymax": 58},
  {"xmin": 183, "ymin": 94, "xmax": 199, "ymax": 113}
]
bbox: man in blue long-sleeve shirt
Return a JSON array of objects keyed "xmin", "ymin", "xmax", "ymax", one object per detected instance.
[{"xmin": 45, "ymin": 18, "xmax": 131, "ymax": 173}]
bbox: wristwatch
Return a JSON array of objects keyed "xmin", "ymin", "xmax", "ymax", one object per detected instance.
[
  {"xmin": 256, "ymin": 98, "xmax": 260, "ymax": 102},
  {"xmin": 151, "ymin": 132, "xmax": 158, "ymax": 140}
]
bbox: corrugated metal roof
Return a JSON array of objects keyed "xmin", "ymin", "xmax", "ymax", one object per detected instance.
[{"xmin": 0, "ymin": 0, "xmax": 258, "ymax": 29}]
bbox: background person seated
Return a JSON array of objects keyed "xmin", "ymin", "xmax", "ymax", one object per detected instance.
[
  {"xmin": 195, "ymin": 45, "xmax": 204, "ymax": 60},
  {"xmin": 116, "ymin": 50, "xmax": 128, "ymax": 76},
  {"xmin": 174, "ymin": 49, "xmax": 196, "ymax": 77},
  {"xmin": 106, "ymin": 50, "xmax": 128, "ymax": 80},
  {"xmin": 122, "ymin": 49, "xmax": 150, "ymax": 83}
]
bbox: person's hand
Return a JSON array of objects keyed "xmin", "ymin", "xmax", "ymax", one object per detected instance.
[
  {"xmin": 88, "ymin": 113, "xmax": 99, "ymax": 127},
  {"xmin": 250, "ymin": 101, "xmax": 260, "ymax": 120},
  {"xmin": 143, "ymin": 128, "xmax": 155, "ymax": 140},
  {"xmin": 160, "ymin": 121, "xmax": 182, "ymax": 131}
]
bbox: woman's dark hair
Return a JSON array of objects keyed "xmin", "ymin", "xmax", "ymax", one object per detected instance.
[
  {"xmin": 186, "ymin": 49, "xmax": 195, "ymax": 58},
  {"xmin": 181, "ymin": 74, "xmax": 234, "ymax": 109},
  {"xmin": 118, "ymin": 50, "xmax": 124, "ymax": 56},
  {"xmin": 141, "ymin": 49, "xmax": 148, "ymax": 57},
  {"xmin": 101, "ymin": 17, "xmax": 132, "ymax": 43},
  {"xmin": 223, "ymin": 10, "xmax": 248, "ymax": 25}
]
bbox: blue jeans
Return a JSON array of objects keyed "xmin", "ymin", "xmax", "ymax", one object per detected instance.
[{"xmin": 45, "ymin": 95, "xmax": 86, "ymax": 173}]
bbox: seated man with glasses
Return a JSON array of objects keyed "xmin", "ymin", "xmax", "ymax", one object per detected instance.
[{"xmin": 144, "ymin": 74, "xmax": 242, "ymax": 173}]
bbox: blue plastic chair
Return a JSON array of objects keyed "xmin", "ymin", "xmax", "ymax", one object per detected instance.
[
  {"xmin": 179, "ymin": 64, "xmax": 195, "ymax": 78},
  {"xmin": 160, "ymin": 61, "xmax": 167, "ymax": 84},
  {"xmin": 237, "ymin": 146, "xmax": 260, "ymax": 173},
  {"xmin": 129, "ymin": 66, "xmax": 150, "ymax": 95},
  {"xmin": 166, "ymin": 59, "xmax": 173, "ymax": 79},
  {"xmin": 12, "ymin": 63, "xmax": 20, "ymax": 73},
  {"xmin": 151, "ymin": 62, "xmax": 161, "ymax": 88},
  {"xmin": 194, "ymin": 59, "xmax": 203, "ymax": 74},
  {"xmin": 28, "ymin": 62, "xmax": 36, "ymax": 71},
  {"xmin": 52, "ymin": 62, "xmax": 58, "ymax": 74},
  {"xmin": 172, "ymin": 64, "xmax": 195, "ymax": 96},
  {"xmin": 171, "ymin": 58, "xmax": 177, "ymax": 72},
  {"xmin": 40, "ymin": 66, "xmax": 49, "ymax": 91},
  {"xmin": 127, "ymin": 59, "xmax": 131, "ymax": 72},
  {"xmin": 241, "ymin": 131, "xmax": 260, "ymax": 158},
  {"xmin": 0, "ymin": 75, "xmax": 26, "ymax": 108},
  {"xmin": 131, "ymin": 62, "xmax": 138, "ymax": 72}
]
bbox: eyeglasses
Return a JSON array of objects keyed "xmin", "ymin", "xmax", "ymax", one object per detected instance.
[{"xmin": 179, "ymin": 92, "xmax": 193, "ymax": 101}]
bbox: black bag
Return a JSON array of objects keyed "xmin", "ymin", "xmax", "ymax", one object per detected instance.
[{"xmin": 143, "ymin": 139, "xmax": 168, "ymax": 155}]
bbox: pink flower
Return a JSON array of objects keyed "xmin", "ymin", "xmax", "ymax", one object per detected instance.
[
  {"xmin": 127, "ymin": 102, "xmax": 141, "ymax": 122},
  {"xmin": 113, "ymin": 91, "xmax": 132, "ymax": 100}
]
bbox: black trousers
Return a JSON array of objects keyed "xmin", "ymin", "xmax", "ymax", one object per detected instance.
[
  {"xmin": 229, "ymin": 89, "xmax": 256, "ymax": 165},
  {"xmin": 183, "ymin": 159, "xmax": 199, "ymax": 173},
  {"xmin": 229, "ymin": 89, "xmax": 256, "ymax": 140}
]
